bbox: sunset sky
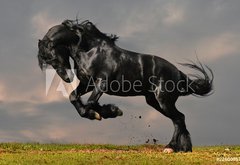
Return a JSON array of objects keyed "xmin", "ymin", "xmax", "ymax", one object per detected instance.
[{"xmin": 0, "ymin": 0, "xmax": 240, "ymax": 145}]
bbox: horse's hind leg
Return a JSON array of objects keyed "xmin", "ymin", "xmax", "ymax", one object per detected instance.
[
  {"xmin": 163, "ymin": 103, "xmax": 192, "ymax": 152},
  {"xmin": 145, "ymin": 92, "xmax": 192, "ymax": 152}
]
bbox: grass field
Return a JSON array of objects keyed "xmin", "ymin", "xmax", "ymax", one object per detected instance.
[{"xmin": 0, "ymin": 143, "xmax": 240, "ymax": 164}]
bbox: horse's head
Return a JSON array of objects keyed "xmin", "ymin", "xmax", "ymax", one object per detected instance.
[{"xmin": 37, "ymin": 22, "xmax": 81, "ymax": 83}]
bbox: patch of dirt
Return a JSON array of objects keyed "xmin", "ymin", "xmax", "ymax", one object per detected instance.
[{"xmin": 0, "ymin": 149, "xmax": 7, "ymax": 154}]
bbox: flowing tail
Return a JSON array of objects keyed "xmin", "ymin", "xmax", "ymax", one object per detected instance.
[{"xmin": 179, "ymin": 60, "xmax": 214, "ymax": 97}]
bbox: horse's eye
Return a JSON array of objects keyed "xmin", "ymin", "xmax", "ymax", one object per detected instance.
[{"xmin": 48, "ymin": 42, "xmax": 54, "ymax": 49}]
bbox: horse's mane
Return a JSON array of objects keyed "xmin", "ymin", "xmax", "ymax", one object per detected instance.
[
  {"xmin": 80, "ymin": 20, "xmax": 119, "ymax": 43},
  {"xmin": 63, "ymin": 19, "xmax": 119, "ymax": 44}
]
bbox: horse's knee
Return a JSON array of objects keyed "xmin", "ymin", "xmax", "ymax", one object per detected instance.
[
  {"xmin": 77, "ymin": 107, "xmax": 87, "ymax": 117},
  {"xmin": 75, "ymin": 106, "xmax": 102, "ymax": 120},
  {"xmin": 86, "ymin": 109, "xmax": 102, "ymax": 120}
]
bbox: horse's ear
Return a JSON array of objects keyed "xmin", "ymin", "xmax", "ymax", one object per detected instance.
[
  {"xmin": 85, "ymin": 22, "xmax": 93, "ymax": 31},
  {"xmin": 62, "ymin": 20, "xmax": 74, "ymax": 30}
]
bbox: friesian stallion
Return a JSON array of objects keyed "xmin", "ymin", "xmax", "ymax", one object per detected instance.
[{"xmin": 38, "ymin": 20, "xmax": 213, "ymax": 152}]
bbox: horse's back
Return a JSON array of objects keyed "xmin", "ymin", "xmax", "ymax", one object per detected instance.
[
  {"xmin": 141, "ymin": 54, "xmax": 180, "ymax": 80},
  {"xmin": 115, "ymin": 47, "xmax": 181, "ymax": 83},
  {"xmin": 102, "ymin": 46, "xmax": 181, "ymax": 96}
]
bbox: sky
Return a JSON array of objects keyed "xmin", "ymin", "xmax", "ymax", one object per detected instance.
[{"xmin": 0, "ymin": 0, "xmax": 240, "ymax": 146}]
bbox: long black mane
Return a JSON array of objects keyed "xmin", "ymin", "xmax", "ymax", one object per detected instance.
[{"xmin": 64, "ymin": 20, "xmax": 119, "ymax": 44}]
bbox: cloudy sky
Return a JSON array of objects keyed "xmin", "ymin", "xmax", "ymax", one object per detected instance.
[{"xmin": 0, "ymin": 0, "xmax": 240, "ymax": 146}]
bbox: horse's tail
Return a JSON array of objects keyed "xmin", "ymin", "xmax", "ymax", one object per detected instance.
[{"xmin": 178, "ymin": 61, "xmax": 214, "ymax": 97}]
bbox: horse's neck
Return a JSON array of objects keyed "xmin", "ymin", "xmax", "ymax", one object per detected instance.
[
  {"xmin": 71, "ymin": 38, "xmax": 115, "ymax": 66},
  {"xmin": 93, "ymin": 38, "xmax": 130, "ymax": 55},
  {"xmin": 71, "ymin": 47, "xmax": 98, "ymax": 68}
]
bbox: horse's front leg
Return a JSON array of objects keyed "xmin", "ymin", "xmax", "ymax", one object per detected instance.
[
  {"xmin": 69, "ymin": 82, "xmax": 102, "ymax": 120},
  {"xmin": 86, "ymin": 78, "xmax": 105, "ymax": 107},
  {"xmin": 86, "ymin": 78, "xmax": 123, "ymax": 119}
]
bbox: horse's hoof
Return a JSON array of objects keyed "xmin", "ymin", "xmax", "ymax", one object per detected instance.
[
  {"xmin": 117, "ymin": 109, "xmax": 123, "ymax": 116},
  {"xmin": 108, "ymin": 104, "xmax": 123, "ymax": 116},
  {"xmin": 88, "ymin": 109, "xmax": 102, "ymax": 120},
  {"xmin": 94, "ymin": 112, "xmax": 102, "ymax": 120},
  {"xmin": 163, "ymin": 148, "xmax": 174, "ymax": 153}
]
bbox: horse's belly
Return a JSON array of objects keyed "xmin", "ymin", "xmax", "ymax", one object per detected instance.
[
  {"xmin": 105, "ymin": 90, "xmax": 143, "ymax": 96},
  {"xmin": 104, "ymin": 80, "xmax": 144, "ymax": 96}
]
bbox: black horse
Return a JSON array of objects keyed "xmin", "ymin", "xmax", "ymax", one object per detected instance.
[{"xmin": 38, "ymin": 20, "xmax": 213, "ymax": 152}]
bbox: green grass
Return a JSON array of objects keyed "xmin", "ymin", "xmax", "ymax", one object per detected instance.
[{"xmin": 0, "ymin": 143, "xmax": 240, "ymax": 164}]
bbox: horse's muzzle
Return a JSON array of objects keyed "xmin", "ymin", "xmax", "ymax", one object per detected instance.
[{"xmin": 56, "ymin": 68, "xmax": 74, "ymax": 83}]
